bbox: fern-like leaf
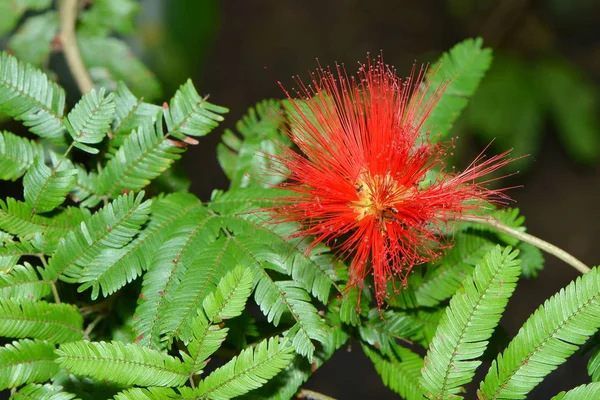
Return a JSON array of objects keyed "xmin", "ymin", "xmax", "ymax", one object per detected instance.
[
  {"xmin": 45, "ymin": 191, "xmax": 152, "ymax": 282},
  {"xmin": 64, "ymin": 87, "xmax": 115, "ymax": 154},
  {"xmin": 422, "ymin": 37, "xmax": 492, "ymax": 137},
  {"xmin": 113, "ymin": 387, "xmax": 180, "ymax": 400},
  {"xmin": 111, "ymin": 81, "xmax": 162, "ymax": 150},
  {"xmin": 550, "ymin": 383, "xmax": 600, "ymax": 400},
  {"xmin": 23, "ymin": 157, "xmax": 77, "ymax": 214},
  {"xmin": 0, "ymin": 262, "xmax": 51, "ymax": 300},
  {"xmin": 421, "ymin": 246, "xmax": 521, "ymax": 398},
  {"xmin": 0, "ymin": 299, "xmax": 82, "ymax": 343},
  {"xmin": 0, "ymin": 52, "xmax": 66, "ymax": 143},
  {"xmin": 164, "ymin": 79, "xmax": 228, "ymax": 139},
  {"xmin": 0, "ymin": 339, "xmax": 58, "ymax": 389},
  {"xmin": 134, "ymin": 214, "xmax": 220, "ymax": 348},
  {"xmin": 55, "ymin": 340, "xmax": 188, "ymax": 387},
  {"xmin": 191, "ymin": 337, "xmax": 294, "ymax": 400},
  {"xmin": 0, "ymin": 198, "xmax": 91, "ymax": 253},
  {"xmin": 478, "ymin": 267, "xmax": 600, "ymax": 399},
  {"xmin": 77, "ymin": 193, "xmax": 206, "ymax": 300},
  {"xmin": 182, "ymin": 266, "xmax": 254, "ymax": 376},
  {"xmin": 359, "ymin": 310, "xmax": 422, "ymax": 356},
  {"xmin": 363, "ymin": 344, "xmax": 424, "ymax": 400},
  {"xmin": 11, "ymin": 383, "xmax": 76, "ymax": 400},
  {"xmin": 0, "ymin": 130, "xmax": 44, "ymax": 181},
  {"xmin": 217, "ymin": 99, "xmax": 288, "ymax": 189}
]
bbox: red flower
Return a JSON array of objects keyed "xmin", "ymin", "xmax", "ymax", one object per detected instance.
[{"xmin": 272, "ymin": 57, "xmax": 512, "ymax": 306}]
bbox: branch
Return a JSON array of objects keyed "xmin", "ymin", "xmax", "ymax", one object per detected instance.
[
  {"xmin": 59, "ymin": 0, "xmax": 93, "ymax": 94},
  {"xmin": 459, "ymin": 215, "xmax": 591, "ymax": 274},
  {"xmin": 298, "ymin": 389, "xmax": 337, "ymax": 400}
]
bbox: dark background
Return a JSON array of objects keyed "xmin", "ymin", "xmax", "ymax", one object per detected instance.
[{"xmin": 144, "ymin": 1, "xmax": 599, "ymax": 398}]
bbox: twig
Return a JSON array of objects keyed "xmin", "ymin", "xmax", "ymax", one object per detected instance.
[
  {"xmin": 298, "ymin": 389, "xmax": 337, "ymax": 400},
  {"xmin": 83, "ymin": 315, "xmax": 104, "ymax": 340},
  {"xmin": 59, "ymin": 0, "xmax": 93, "ymax": 94},
  {"xmin": 459, "ymin": 215, "xmax": 591, "ymax": 274}
]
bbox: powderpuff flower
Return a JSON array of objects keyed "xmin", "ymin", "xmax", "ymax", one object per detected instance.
[{"xmin": 271, "ymin": 57, "xmax": 512, "ymax": 306}]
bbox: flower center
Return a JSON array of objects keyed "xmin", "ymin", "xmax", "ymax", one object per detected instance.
[{"xmin": 351, "ymin": 172, "xmax": 413, "ymax": 232}]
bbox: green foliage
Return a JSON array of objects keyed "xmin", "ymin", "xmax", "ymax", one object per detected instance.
[
  {"xmin": 23, "ymin": 158, "xmax": 78, "ymax": 214},
  {"xmin": 190, "ymin": 337, "xmax": 294, "ymax": 399},
  {"xmin": 0, "ymin": 130, "xmax": 44, "ymax": 181},
  {"xmin": 45, "ymin": 191, "xmax": 152, "ymax": 282},
  {"xmin": 551, "ymin": 383, "xmax": 600, "ymax": 400},
  {"xmin": 0, "ymin": 262, "xmax": 51, "ymax": 300},
  {"xmin": 363, "ymin": 344, "xmax": 424, "ymax": 400},
  {"xmin": 478, "ymin": 267, "xmax": 600, "ymax": 399},
  {"xmin": 422, "ymin": 37, "xmax": 493, "ymax": 137},
  {"xmin": 0, "ymin": 299, "xmax": 83, "ymax": 343},
  {"xmin": 217, "ymin": 99, "xmax": 289, "ymax": 189},
  {"xmin": 421, "ymin": 246, "xmax": 521, "ymax": 398},
  {"xmin": 8, "ymin": 11, "xmax": 58, "ymax": 67},
  {"xmin": 0, "ymin": 52, "xmax": 66, "ymax": 143},
  {"xmin": 65, "ymin": 87, "xmax": 116, "ymax": 154},
  {"xmin": 0, "ymin": 339, "xmax": 58, "ymax": 390},
  {"xmin": 56, "ymin": 340, "xmax": 189, "ymax": 387},
  {"xmin": 11, "ymin": 383, "xmax": 76, "ymax": 400}
]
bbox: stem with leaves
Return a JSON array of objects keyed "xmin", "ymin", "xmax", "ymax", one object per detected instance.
[
  {"xmin": 460, "ymin": 215, "xmax": 591, "ymax": 274},
  {"xmin": 59, "ymin": 0, "xmax": 93, "ymax": 94}
]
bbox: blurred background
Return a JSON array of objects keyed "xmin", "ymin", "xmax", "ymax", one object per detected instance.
[{"xmin": 3, "ymin": 0, "xmax": 600, "ymax": 398}]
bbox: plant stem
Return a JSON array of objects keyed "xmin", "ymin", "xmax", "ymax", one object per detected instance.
[
  {"xmin": 298, "ymin": 389, "xmax": 337, "ymax": 400},
  {"xmin": 459, "ymin": 215, "xmax": 591, "ymax": 274},
  {"xmin": 59, "ymin": 0, "xmax": 93, "ymax": 94},
  {"xmin": 83, "ymin": 315, "xmax": 104, "ymax": 340}
]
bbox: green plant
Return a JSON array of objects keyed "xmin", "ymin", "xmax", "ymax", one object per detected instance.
[{"xmin": 0, "ymin": 2, "xmax": 598, "ymax": 399}]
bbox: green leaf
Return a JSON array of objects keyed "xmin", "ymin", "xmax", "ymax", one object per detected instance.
[
  {"xmin": 70, "ymin": 164, "xmax": 102, "ymax": 208},
  {"xmin": 210, "ymin": 188, "xmax": 338, "ymax": 304},
  {"xmin": 0, "ymin": 52, "xmax": 66, "ymax": 143},
  {"xmin": 56, "ymin": 340, "xmax": 188, "ymax": 387},
  {"xmin": 517, "ymin": 241, "xmax": 544, "ymax": 279},
  {"xmin": 183, "ymin": 266, "xmax": 254, "ymax": 376},
  {"xmin": 78, "ymin": 36, "xmax": 162, "ymax": 101},
  {"xmin": 537, "ymin": 60, "xmax": 600, "ymax": 163},
  {"xmin": 412, "ymin": 231, "xmax": 494, "ymax": 307},
  {"xmin": 0, "ymin": 299, "xmax": 83, "ymax": 343},
  {"xmin": 217, "ymin": 99, "xmax": 288, "ymax": 189},
  {"xmin": 203, "ymin": 265, "xmax": 254, "ymax": 322},
  {"xmin": 97, "ymin": 123, "xmax": 183, "ymax": 197},
  {"xmin": 358, "ymin": 310, "xmax": 422, "ymax": 356},
  {"xmin": 192, "ymin": 337, "xmax": 294, "ymax": 400},
  {"xmin": 0, "ymin": 0, "xmax": 52, "ymax": 35},
  {"xmin": 64, "ymin": 87, "xmax": 116, "ymax": 154},
  {"xmin": 0, "ymin": 198, "xmax": 91, "ymax": 253},
  {"xmin": 79, "ymin": 0, "xmax": 140, "ymax": 36},
  {"xmin": 551, "ymin": 383, "xmax": 600, "ymax": 400},
  {"xmin": 0, "ymin": 262, "xmax": 51, "ymax": 300},
  {"xmin": 363, "ymin": 344, "xmax": 424, "ymax": 400},
  {"xmin": 23, "ymin": 157, "xmax": 77, "ymax": 214},
  {"xmin": 589, "ymin": 348, "xmax": 600, "ymax": 382},
  {"xmin": 110, "ymin": 81, "xmax": 162, "ymax": 151},
  {"xmin": 423, "ymin": 37, "xmax": 493, "ymax": 137},
  {"xmin": 7, "ymin": 11, "xmax": 59, "ymax": 67},
  {"xmin": 113, "ymin": 387, "xmax": 180, "ymax": 400},
  {"xmin": 11, "ymin": 383, "xmax": 76, "ymax": 400},
  {"xmin": 77, "ymin": 193, "xmax": 205, "ymax": 300},
  {"xmin": 0, "ymin": 130, "xmax": 45, "ymax": 181},
  {"xmin": 45, "ymin": 192, "xmax": 152, "ymax": 282},
  {"xmin": 479, "ymin": 267, "xmax": 600, "ymax": 399},
  {"xmin": 134, "ymin": 214, "xmax": 220, "ymax": 348},
  {"xmin": 0, "ymin": 339, "xmax": 58, "ymax": 390},
  {"xmin": 421, "ymin": 246, "xmax": 521, "ymax": 398},
  {"xmin": 164, "ymin": 79, "xmax": 228, "ymax": 139}
]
